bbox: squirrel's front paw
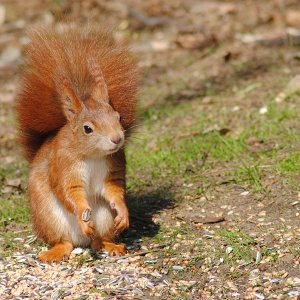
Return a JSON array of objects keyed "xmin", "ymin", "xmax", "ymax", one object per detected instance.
[
  {"xmin": 110, "ymin": 202, "xmax": 129, "ymax": 234},
  {"xmin": 78, "ymin": 208, "xmax": 95, "ymax": 238},
  {"xmin": 79, "ymin": 219, "xmax": 95, "ymax": 238}
]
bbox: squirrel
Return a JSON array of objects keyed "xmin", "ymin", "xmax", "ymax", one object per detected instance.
[{"xmin": 16, "ymin": 27, "xmax": 138, "ymax": 263}]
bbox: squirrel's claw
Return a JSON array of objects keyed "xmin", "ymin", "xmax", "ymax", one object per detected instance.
[
  {"xmin": 110, "ymin": 201, "xmax": 129, "ymax": 234},
  {"xmin": 114, "ymin": 214, "xmax": 129, "ymax": 234},
  {"xmin": 78, "ymin": 219, "xmax": 95, "ymax": 239}
]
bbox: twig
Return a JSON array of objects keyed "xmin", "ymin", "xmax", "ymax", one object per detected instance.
[
  {"xmin": 278, "ymin": 0, "xmax": 289, "ymax": 45},
  {"xmin": 192, "ymin": 215, "xmax": 225, "ymax": 224},
  {"xmin": 128, "ymin": 8, "xmax": 168, "ymax": 28},
  {"xmin": 110, "ymin": 243, "xmax": 170, "ymax": 262}
]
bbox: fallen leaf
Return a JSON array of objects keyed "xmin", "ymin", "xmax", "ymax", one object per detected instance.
[
  {"xmin": 202, "ymin": 124, "xmax": 230, "ymax": 135},
  {"xmin": 246, "ymin": 137, "xmax": 264, "ymax": 146},
  {"xmin": 192, "ymin": 215, "xmax": 225, "ymax": 224},
  {"xmin": 151, "ymin": 39, "xmax": 170, "ymax": 52},
  {"xmin": 1, "ymin": 186, "xmax": 14, "ymax": 194},
  {"xmin": 286, "ymin": 10, "xmax": 300, "ymax": 28},
  {"xmin": 3, "ymin": 179, "xmax": 23, "ymax": 193},
  {"xmin": 176, "ymin": 34, "xmax": 216, "ymax": 50},
  {"xmin": 236, "ymin": 32, "xmax": 286, "ymax": 46},
  {"xmin": 6, "ymin": 178, "xmax": 22, "ymax": 188},
  {"xmin": 128, "ymin": 7, "xmax": 168, "ymax": 29}
]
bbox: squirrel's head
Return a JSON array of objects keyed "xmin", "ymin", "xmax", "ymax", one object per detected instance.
[{"xmin": 59, "ymin": 60, "xmax": 124, "ymax": 158}]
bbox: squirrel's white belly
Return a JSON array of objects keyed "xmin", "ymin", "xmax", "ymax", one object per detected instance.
[
  {"xmin": 83, "ymin": 158, "xmax": 114, "ymax": 238},
  {"xmin": 42, "ymin": 159, "xmax": 113, "ymax": 246},
  {"xmin": 83, "ymin": 158, "xmax": 108, "ymax": 198},
  {"xmin": 48, "ymin": 194, "xmax": 91, "ymax": 247}
]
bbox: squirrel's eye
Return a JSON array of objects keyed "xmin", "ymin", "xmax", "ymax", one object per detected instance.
[{"xmin": 84, "ymin": 125, "xmax": 93, "ymax": 134}]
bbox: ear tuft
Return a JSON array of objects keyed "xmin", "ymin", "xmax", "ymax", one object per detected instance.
[
  {"xmin": 61, "ymin": 84, "xmax": 82, "ymax": 123},
  {"xmin": 65, "ymin": 96, "xmax": 75, "ymax": 114},
  {"xmin": 88, "ymin": 57, "xmax": 109, "ymax": 102}
]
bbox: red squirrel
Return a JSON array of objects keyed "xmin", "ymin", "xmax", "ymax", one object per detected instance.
[{"xmin": 16, "ymin": 28, "xmax": 138, "ymax": 263}]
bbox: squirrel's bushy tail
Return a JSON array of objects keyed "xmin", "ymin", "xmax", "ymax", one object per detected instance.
[{"xmin": 16, "ymin": 27, "xmax": 139, "ymax": 162}]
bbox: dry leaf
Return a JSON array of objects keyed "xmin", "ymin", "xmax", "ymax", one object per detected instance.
[
  {"xmin": 6, "ymin": 178, "xmax": 22, "ymax": 188},
  {"xmin": 176, "ymin": 34, "xmax": 215, "ymax": 50},
  {"xmin": 286, "ymin": 10, "xmax": 300, "ymax": 29},
  {"xmin": 192, "ymin": 215, "xmax": 225, "ymax": 224}
]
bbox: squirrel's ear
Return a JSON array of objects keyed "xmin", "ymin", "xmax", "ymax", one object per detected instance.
[
  {"xmin": 62, "ymin": 85, "xmax": 82, "ymax": 122},
  {"xmin": 88, "ymin": 58, "xmax": 109, "ymax": 102}
]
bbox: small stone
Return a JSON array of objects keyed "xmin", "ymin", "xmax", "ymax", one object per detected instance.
[
  {"xmin": 93, "ymin": 268, "xmax": 103, "ymax": 274},
  {"xmin": 255, "ymin": 251, "xmax": 261, "ymax": 263},
  {"xmin": 270, "ymin": 278, "xmax": 281, "ymax": 284},
  {"xmin": 226, "ymin": 247, "xmax": 233, "ymax": 254},
  {"xmin": 259, "ymin": 106, "xmax": 268, "ymax": 114},
  {"xmin": 288, "ymin": 290, "xmax": 299, "ymax": 297},
  {"xmin": 144, "ymin": 260, "xmax": 158, "ymax": 264},
  {"xmin": 145, "ymin": 281, "xmax": 155, "ymax": 289},
  {"xmin": 240, "ymin": 191, "xmax": 249, "ymax": 196},
  {"xmin": 249, "ymin": 269, "xmax": 260, "ymax": 281},
  {"xmin": 254, "ymin": 293, "xmax": 265, "ymax": 299},
  {"xmin": 287, "ymin": 277, "xmax": 300, "ymax": 286},
  {"xmin": 172, "ymin": 265, "xmax": 184, "ymax": 271},
  {"xmin": 71, "ymin": 248, "xmax": 83, "ymax": 255},
  {"xmin": 117, "ymin": 258, "xmax": 129, "ymax": 264}
]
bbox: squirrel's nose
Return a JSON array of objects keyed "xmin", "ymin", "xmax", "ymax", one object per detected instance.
[{"xmin": 110, "ymin": 136, "xmax": 122, "ymax": 145}]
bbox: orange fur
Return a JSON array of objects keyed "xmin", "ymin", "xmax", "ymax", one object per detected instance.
[
  {"xmin": 17, "ymin": 27, "xmax": 138, "ymax": 263},
  {"xmin": 91, "ymin": 240, "xmax": 126, "ymax": 256},
  {"xmin": 17, "ymin": 27, "xmax": 138, "ymax": 162}
]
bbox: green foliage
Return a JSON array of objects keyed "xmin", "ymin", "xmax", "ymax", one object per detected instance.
[
  {"xmin": 215, "ymin": 229, "xmax": 255, "ymax": 263},
  {"xmin": 0, "ymin": 195, "xmax": 30, "ymax": 229},
  {"xmin": 233, "ymin": 165, "xmax": 262, "ymax": 190},
  {"xmin": 278, "ymin": 154, "xmax": 300, "ymax": 173}
]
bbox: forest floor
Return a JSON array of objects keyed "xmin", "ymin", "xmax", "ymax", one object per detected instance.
[{"xmin": 0, "ymin": 0, "xmax": 300, "ymax": 299}]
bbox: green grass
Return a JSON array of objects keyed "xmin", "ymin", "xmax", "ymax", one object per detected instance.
[
  {"xmin": 129, "ymin": 102, "xmax": 247, "ymax": 183},
  {"xmin": 214, "ymin": 229, "xmax": 255, "ymax": 265},
  {"xmin": 236, "ymin": 83, "xmax": 261, "ymax": 97},
  {"xmin": 0, "ymin": 161, "xmax": 29, "ymax": 230},
  {"xmin": 0, "ymin": 196, "xmax": 30, "ymax": 229},
  {"xmin": 278, "ymin": 153, "xmax": 300, "ymax": 173},
  {"xmin": 127, "ymin": 83, "xmax": 300, "ymax": 200},
  {"xmin": 228, "ymin": 271, "xmax": 247, "ymax": 280},
  {"xmin": 232, "ymin": 165, "xmax": 262, "ymax": 190},
  {"xmin": 261, "ymin": 247, "xmax": 278, "ymax": 263}
]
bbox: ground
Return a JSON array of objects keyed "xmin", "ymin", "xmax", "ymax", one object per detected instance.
[{"xmin": 0, "ymin": 0, "xmax": 300, "ymax": 299}]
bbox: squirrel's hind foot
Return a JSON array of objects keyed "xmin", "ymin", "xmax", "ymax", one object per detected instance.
[
  {"xmin": 38, "ymin": 241, "xmax": 73, "ymax": 264},
  {"xmin": 92, "ymin": 239, "xmax": 126, "ymax": 256}
]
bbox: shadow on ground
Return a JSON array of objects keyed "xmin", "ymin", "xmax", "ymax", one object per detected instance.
[{"xmin": 120, "ymin": 187, "xmax": 175, "ymax": 245}]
